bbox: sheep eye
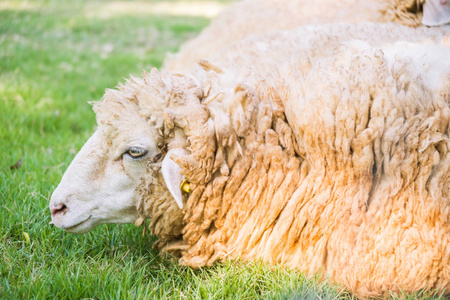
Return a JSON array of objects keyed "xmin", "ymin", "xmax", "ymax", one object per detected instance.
[{"xmin": 125, "ymin": 147, "xmax": 148, "ymax": 159}]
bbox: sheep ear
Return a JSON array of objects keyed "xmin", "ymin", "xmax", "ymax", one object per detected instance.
[
  {"xmin": 422, "ymin": 0, "xmax": 450, "ymax": 26},
  {"xmin": 161, "ymin": 148, "xmax": 186, "ymax": 209}
]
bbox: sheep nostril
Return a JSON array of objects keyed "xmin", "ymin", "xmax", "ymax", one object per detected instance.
[{"xmin": 51, "ymin": 203, "xmax": 67, "ymax": 216}]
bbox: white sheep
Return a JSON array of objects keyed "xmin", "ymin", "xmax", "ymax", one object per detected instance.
[
  {"xmin": 50, "ymin": 22, "xmax": 450, "ymax": 297},
  {"xmin": 164, "ymin": 0, "xmax": 450, "ymax": 72}
]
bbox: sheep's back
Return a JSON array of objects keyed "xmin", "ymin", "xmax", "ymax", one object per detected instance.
[
  {"xmin": 163, "ymin": 0, "xmax": 384, "ymax": 72},
  {"xmin": 178, "ymin": 31, "xmax": 450, "ymax": 297},
  {"xmin": 209, "ymin": 23, "xmax": 450, "ymax": 76}
]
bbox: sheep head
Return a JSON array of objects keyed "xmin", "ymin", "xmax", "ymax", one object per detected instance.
[{"xmin": 49, "ymin": 68, "xmax": 211, "ymax": 235}]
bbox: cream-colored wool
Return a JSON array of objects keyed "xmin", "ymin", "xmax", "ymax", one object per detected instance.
[
  {"xmin": 87, "ymin": 23, "xmax": 450, "ymax": 297},
  {"xmin": 382, "ymin": 0, "xmax": 424, "ymax": 26},
  {"xmin": 164, "ymin": 0, "xmax": 432, "ymax": 72},
  {"xmin": 208, "ymin": 22, "xmax": 450, "ymax": 77}
]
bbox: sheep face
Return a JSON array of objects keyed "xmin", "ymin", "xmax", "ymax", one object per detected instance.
[
  {"xmin": 50, "ymin": 69, "xmax": 206, "ymax": 235},
  {"xmin": 49, "ymin": 113, "xmax": 159, "ymax": 234}
]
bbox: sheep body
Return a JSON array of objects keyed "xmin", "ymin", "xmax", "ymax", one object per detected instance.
[
  {"xmin": 164, "ymin": 0, "xmax": 427, "ymax": 72},
  {"xmin": 203, "ymin": 22, "xmax": 450, "ymax": 76},
  {"xmin": 101, "ymin": 24, "xmax": 450, "ymax": 296}
]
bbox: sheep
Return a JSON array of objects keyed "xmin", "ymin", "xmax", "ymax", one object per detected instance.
[
  {"xmin": 206, "ymin": 22, "xmax": 450, "ymax": 77},
  {"xmin": 164, "ymin": 0, "xmax": 450, "ymax": 72},
  {"xmin": 49, "ymin": 22, "xmax": 450, "ymax": 297}
]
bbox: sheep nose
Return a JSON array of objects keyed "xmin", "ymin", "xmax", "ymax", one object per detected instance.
[{"xmin": 50, "ymin": 203, "xmax": 67, "ymax": 216}]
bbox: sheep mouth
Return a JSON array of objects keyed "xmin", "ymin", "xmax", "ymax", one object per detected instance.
[{"xmin": 63, "ymin": 215, "xmax": 92, "ymax": 232}]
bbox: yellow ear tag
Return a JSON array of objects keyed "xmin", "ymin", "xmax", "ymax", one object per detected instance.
[{"xmin": 180, "ymin": 179, "xmax": 191, "ymax": 194}]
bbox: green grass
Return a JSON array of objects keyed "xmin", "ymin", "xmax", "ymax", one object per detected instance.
[{"xmin": 0, "ymin": 1, "xmax": 448, "ymax": 299}]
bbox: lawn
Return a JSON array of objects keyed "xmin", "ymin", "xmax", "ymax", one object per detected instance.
[{"xmin": 0, "ymin": 1, "xmax": 446, "ymax": 299}]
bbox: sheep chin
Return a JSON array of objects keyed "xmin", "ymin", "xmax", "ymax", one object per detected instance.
[{"xmin": 61, "ymin": 215, "xmax": 93, "ymax": 235}]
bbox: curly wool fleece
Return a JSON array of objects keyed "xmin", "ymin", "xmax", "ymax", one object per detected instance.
[{"xmin": 94, "ymin": 25, "xmax": 450, "ymax": 297}]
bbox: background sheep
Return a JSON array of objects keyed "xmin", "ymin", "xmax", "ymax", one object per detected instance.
[
  {"xmin": 203, "ymin": 22, "xmax": 450, "ymax": 76},
  {"xmin": 164, "ymin": 0, "xmax": 450, "ymax": 72},
  {"xmin": 50, "ymin": 22, "xmax": 450, "ymax": 297}
]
